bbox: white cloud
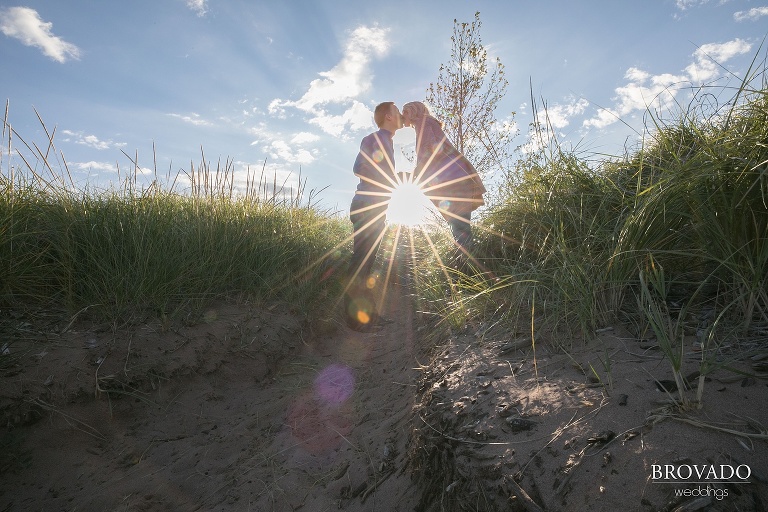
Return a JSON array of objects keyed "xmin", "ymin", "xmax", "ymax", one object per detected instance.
[
  {"xmin": 62, "ymin": 130, "xmax": 125, "ymax": 150},
  {"xmin": 495, "ymin": 117, "xmax": 519, "ymax": 142},
  {"xmin": 538, "ymin": 97, "xmax": 589, "ymax": 130},
  {"xmin": 173, "ymin": 160, "xmax": 302, "ymax": 200},
  {"xmin": 185, "ymin": 0, "xmax": 208, "ymax": 17},
  {"xmin": 268, "ymin": 140, "xmax": 315, "ymax": 165},
  {"xmin": 583, "ymin": 38, "xmax": 751, "ymax": 129},
  {"xmin": 168, "ymin": 112, "xmax": 213, "ymax": 126},
  {"xmin": 582, "ymin": 108, "xmax": 621, "ymax": 130},
  {"xmin": 308, "ymin": 101, "xmax": 374, "ymax": 137},
  {"xmin": 270, "ymin": 25, "xmax": 389, "ymax": 136},
  {"xmin": 0, "ymin": 7, "xmax": 80, "ymax": 63},
  {"xmin": 624, "ymin": 67, "xmax": 650, "ymax": 82},
  {"xmin": 291, "ymin": 25, "xmax": 389, "ymax": 111},
  {"xmin": 71, "ymin": 161, "xmax": 118, "ymax": 173},
  {"xmin": 247, "ymin": 125, "xmax": 320, "ymax": 166},
  {"xmin": 247, "ymin": 122, "xmax": 274, "ymax": 145},
  {"xmin": 583, "ymin": 73, "xmax": 684, "ymax": 129},
  {"xmin": 267, "ymin": 99, "xmax": 287, "ymax": 119},
  {"xmin": 685, "ymin": 39, "xmax": 752, "ymax": 81},
  {"xmin": 291, "ymin": 132, "xmax": 320, "ymax": 144},
  {"xmin": 675, "ymin": 0, "xmax": 710, "ymax": 10},
  {"xmin": 81, "ymin": 135, "xmax": 110, "ymax": 150},
  {"xmin": 734, "ymin": 6, "xmax": 768, "ymax": 21}
]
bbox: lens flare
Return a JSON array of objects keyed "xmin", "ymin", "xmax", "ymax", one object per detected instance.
[
  {"xmin": 356, "ymin": 310, "xmax": 371, "ymax": 324},
  {"xmin": 346, "ymin": 295, "xmax": 374, "ymax": 327},
  {"xmin": 286, "ymin": 390, "xmax": 353, "ymax": 454},
  {"xmin": 314, "ymin": 363, "xmax": 355, "ymax": 405}
]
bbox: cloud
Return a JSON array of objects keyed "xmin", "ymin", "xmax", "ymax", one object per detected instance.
[
  {"xmin": 734, "ymin": 7, "xmax": 768, "ymax": 21},
  {"xmin": 173, "ymin": 160, "xmax": 302, "ymax": 200},
  {"xmin": 268, "ymin": 140, "xmax": 315, "ymax": 165},
  {"xmin": 233, "ymin": 162, "xmax": 300, "ymax": 197},
  {"xmin": 308, "ymin": 100, "xmax": 374, "ymax": 137},
  {"xmin": 583, "ymin": 69, "xmax": 685, "ymax": 129},
  {"xmin": 582, "ymin": 108, "xmax": 622, "ymax": 131},
  {"xmin": 291, "ymin": 132, "xmax": 320, "ymax": 144},
  {"xmin": 71, "ymin": 161, "xmax": 118, "ymax": 173},
  {"xmin": 248, "ymin": 125, "xmax": 320, "ymax": 166},
  {"xmin": 0, "ymin": 7, "xmax": 80, "ymax": 62},
  {"xmin": 675, "ymin": 0, "xmax": 710, "ymax": 10},
  {"xmin": 583, "ymin": 39, "xmax": 751, "ymax": 129},
  {"xmin": 247, "ymin": 122, "xmax": 275, "ymax": 145},
  {"xmin": 267, "ymin": 99, "xmax": 288, "ymax": 119},
  {"xmin": 270, "ymin": 25, "xmax": 389, "ymax": 136},
  {"xmin": 685, "ymin": 39, "xmax": 752, "ymax": 81},
  {"xmin": 168, "ymin": 112, "xmax": 213, "ymax": 126},
  {"xmin": 185, "ymin": 0, "xmax": 208, "ymax": 17},
  {"xmin": 290, "ymin": 25, "xmax": 389, "ymax": 111},
  {"xmin": 538, "ymin": 96, "xmax": 589, "ymax": 130},
  {"xmin": 62, "ymin": 130, "xmax": 126, "ymax": 150}
]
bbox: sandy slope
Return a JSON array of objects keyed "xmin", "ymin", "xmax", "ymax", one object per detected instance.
[
  {"xmin": 2, "ymin": 284, "xmax": 768, "ymax": 511},
  {"xmin": 0, "ymin": 288, "xmax": 421, "ymax": 511}
]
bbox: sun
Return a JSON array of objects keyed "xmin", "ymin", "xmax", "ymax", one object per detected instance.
[{"xmin": 387, "ymin": 181, "xmax": 434, "ymax": 226}]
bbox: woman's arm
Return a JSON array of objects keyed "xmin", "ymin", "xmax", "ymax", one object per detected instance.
[{"xmin": 414, "ymin": 118, "xmax": 448, "ymax": 180}]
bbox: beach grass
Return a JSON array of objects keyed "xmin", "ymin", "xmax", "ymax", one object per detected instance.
[{"xmin": 1, "ymin": 107, "xmax": 349, "ymax": 322}]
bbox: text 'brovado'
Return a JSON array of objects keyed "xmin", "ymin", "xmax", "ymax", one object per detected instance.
[{"xmin": 652, "ymin": 464, "xmax": 752, "ymax": 482}]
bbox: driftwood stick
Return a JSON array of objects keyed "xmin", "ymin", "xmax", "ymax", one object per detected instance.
[
  {"xmin": 506, "ymin": 477, "xmax": 544, "ymax": 512},
  {"xmin": 360, "ymin": 469, "xmax": 394, "ymax": 503}
]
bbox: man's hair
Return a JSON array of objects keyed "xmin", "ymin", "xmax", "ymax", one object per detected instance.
[{"xmin": 374, "ymin": 102, "xmax": 394, "ymax": 128}]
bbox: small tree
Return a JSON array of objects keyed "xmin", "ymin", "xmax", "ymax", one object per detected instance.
[{"xmin": 427, "ymin": 11, "xmax": 515, "ymax": 178}]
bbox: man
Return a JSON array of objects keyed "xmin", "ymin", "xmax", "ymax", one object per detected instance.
[
  {"xmin": 346, "ymin": 102, "xmax": 403, "ymax": 330},
  {"xmin": 348, "ymin": 101, "xmax": 403, "ymax": 285}
]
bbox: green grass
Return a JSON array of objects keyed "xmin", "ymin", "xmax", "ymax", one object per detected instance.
[
  {"xmin": 1, "ymin": 108, "xmax": 349, "ymax": 322},
  {"xmin": 464, "ymin": 68, "xmax": 768, "ymax": 343}
]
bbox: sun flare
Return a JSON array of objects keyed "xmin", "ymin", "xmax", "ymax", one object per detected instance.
[{"xmin": 387, "ymin": 181, "xmax": 434, "ymax": 226}]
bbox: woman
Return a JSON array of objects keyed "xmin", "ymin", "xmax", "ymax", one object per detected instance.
[{"xmin": 401, "ymin": 101, "xmax": 486, "ymax": 255}]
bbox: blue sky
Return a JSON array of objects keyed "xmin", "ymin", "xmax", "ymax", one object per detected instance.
[{"xmin": 1, "ymin": 0, "xmax": 766, "ymax": 214}]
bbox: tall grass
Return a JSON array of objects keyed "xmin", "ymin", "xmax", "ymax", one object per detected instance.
[
  {"xmin": 480, "ymin": 148, "xmax": 627, "ymax": 339},
  {"xmin": 445, "ymin": 60, "xmax": 768, "ymax": 354},
  {"xmin": 1, "ymin": 106, "xmax": 349, "ymax": 321}
]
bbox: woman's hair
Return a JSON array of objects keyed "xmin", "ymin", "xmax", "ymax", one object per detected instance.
[{"xmin": 402, "ymin": 101, "xmax": 431, "ymax": 124}]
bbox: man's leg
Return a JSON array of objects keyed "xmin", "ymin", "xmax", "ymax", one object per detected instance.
[
  {"xmin": 349, "ymin": 207, "xmax": 386, "ymax": 283},
  {"xmin": 347, "ymin": 207, "xmax": 386, "ymax": 330}
]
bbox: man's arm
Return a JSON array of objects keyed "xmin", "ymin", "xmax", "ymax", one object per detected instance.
[{"xmin": 354, "ymin": 133, "xmax": 396, "ymax": 188}]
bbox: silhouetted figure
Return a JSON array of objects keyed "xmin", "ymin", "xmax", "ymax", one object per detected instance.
[
  {"xmin": 401, "ymin": 101, "xmax": 486, "ymax": 266},
  {"xmin": 346, "ymin": 101, "xmax": 403, "ymax": 330}
]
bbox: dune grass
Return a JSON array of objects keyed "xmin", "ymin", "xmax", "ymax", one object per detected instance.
[
  {"xmin": 409, "ymin": 61, "xmax": 768, "ymax": 410},
  {"xmin": 1, "ymin": 108, "xmax": 349, "ymax": 322},
  {"xmin": 460, "ymin": 66, "xmax": 768, "ymax": 343}
]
